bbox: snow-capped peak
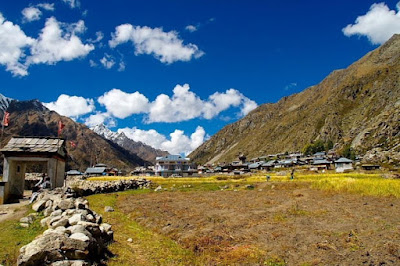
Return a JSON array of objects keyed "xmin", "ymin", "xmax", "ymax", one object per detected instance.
[
  {"xmin": 0, "ymin": 93, "xmax": 13, "ymax": 112},
  {"xmin": 90, "ymin": 123, "xmax": 128, "ymax": 144}
]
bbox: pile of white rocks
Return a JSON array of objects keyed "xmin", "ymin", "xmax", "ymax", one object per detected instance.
[
  {"xmin": 67, "ymin": 178, "xmax": 151, "ymax": 196},
  {"xmin": 18, "ymin": 188, "xmax": 113, "ymax": 265},
  {"xmin": 17, "ymin": 179, "xmax": 151, "ymax": 265}
]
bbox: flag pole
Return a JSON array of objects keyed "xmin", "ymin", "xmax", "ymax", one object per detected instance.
[{"xmin": 0, "ymin": 110, "xmax": 6, "ymax": 146}]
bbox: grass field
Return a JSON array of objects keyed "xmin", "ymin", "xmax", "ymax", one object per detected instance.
[
  {"xmin": 88, "ymin": 171, "xmax": 400, "ymax": 198},
  {"xmin": 1, "ymin": 171, "xmax": 399, "ymax": 265},
  {"xmin": 86, "ymin": 172, "xmax": 400, "ymax": 265},
  {"xmin": 0, "ymin": 206, "xmax": 45, "ymax": 265}
]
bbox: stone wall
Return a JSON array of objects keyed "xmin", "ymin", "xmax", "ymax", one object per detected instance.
[{"xmin": 17, "ymin": 178, "xmax": 151, "ymax": 265}]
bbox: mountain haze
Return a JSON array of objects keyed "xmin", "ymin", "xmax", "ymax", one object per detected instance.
[{"xmin": 190, "ymin": 34, "xmax": 400, "ymax": 165}]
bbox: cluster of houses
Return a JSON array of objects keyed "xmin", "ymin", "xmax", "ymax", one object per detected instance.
[
  {"xmin": 67, "ymin": 151, "xmax": 380, "ymax": 178},
  {"xmin": 201, "ymin": 152, "xmax": 357, "ymax": 174}
]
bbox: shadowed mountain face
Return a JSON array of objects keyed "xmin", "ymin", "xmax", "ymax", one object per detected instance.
[
  {"xmin": 1, "ymin": 100, "xmax": 148, "ymax": 172},
  {"xmin": 190, "ymin": 34, "xmax": 400, "ymax": 165},
  {"xmin": 91, "ymin": 124, "xmax": 169, "ymax": 164}
]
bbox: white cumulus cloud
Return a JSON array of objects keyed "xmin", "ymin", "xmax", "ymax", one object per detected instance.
[
  {"xmin": 22, "ymin": 7, "xmax": 42, "ymax": 22},
  {"xmin": 0, "ymin": 13, "xmax": 35, "ymax": 76},
  {"xmin": 27, "ymin": 17, "xmax": 94, "ymax": 65},
  {"xmin": 99, "ymin": 84, "xmax": 257, "ymax": 123},
  {"xmin": 62, "ymin": 0, "xmax": 81, "ymax": 9},
  {"xmin": 100, "ymin": 53, "xmax": 115, "ymax": 69},
  {"xmin": 343, "ymin": 2, "xmax": 400, "ymax": 44},
  {"xmin": 147, "ymin": 85, "xmax": 258, "ymax": 122},
  {"xmin": 185, "ymin": 25, "xmax": 198, "ymax": 32},
  {"xmin": 119, "ymin": 126, "xmax": 206, "ymax": 155},
  {"xmin": 148, "ymin": 84, "xmax": 204, "ymax": 122},
  {"xmin": 37, "ymin": 3, "xmax": 55, "ymax": 11},
  {"xmin": 85, "ymin": 112, "xmax": 116, "ymax": 127},
  {"xmin": 109, "ymin": 24, "xmax": 204, "ymax": 64},
  {"xmin": 44, "ymin": 94, "xmax": 95, "ymax": 117},
  {"xmin": 98, "ymin": 89, "xmax": 149, "ymax": 119}
]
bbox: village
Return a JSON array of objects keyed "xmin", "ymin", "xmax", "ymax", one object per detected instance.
[{"xmin": 71, "ymin": 150, "xmax": 382, "ymax": 179}]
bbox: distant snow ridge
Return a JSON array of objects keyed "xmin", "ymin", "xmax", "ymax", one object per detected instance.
[
  {"xmin": 0, "ymin": 93, "xmax": 13, "ymax": 112},
  {"xmin": 90, "ymin": 123, "xmax": 128, "ymax": 146}
]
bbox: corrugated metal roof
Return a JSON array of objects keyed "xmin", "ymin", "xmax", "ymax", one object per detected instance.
[
  {"xmin": 0, "ymin": 137, "xmax": 65, "ymax": 154},
  {"xmin": 312, "ymin": 159, "xmax": 331, "ymax": 165},
  {"xmin": 335, "ymin": 157, "xmax": 353, "ymax": 163},
  {"xmin": 156, "ymin": 154, "xmax": 190, "ymax": 162},
  {"xmin": 66, "ymin": 170, "xmax": 82, "ymax": 175},
  {"xmin": 85, "ymin": 167, "xmax": 107, "ymax": 174}
]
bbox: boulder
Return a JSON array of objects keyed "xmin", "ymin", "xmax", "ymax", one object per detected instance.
[
  {"xmin": 69, "ymin": 214, "xmax": 85, "ymax": 226},
  {"xmin": 41, "ymin": 217, "xmax": 51, "ymax": 227},
  {"xmin": 50, "ymin": 217, "xmax": 69, "ymax": 229},
  {"xmin": 70, "ymin": 233, "xmax": 90, "ymax": 242},
  {"xmin": 51, "ymin": 210, "xmax": 63, "ymax": 217},
  {"xmin": 104, "ymin": 206, "xmax": 114, "ymax": 212},
  {"xmin": 32, "ymin": 200, "xmax": 47, "ymax": 212},
  {"xmin": 57, "ymin": 199, "xmax": 75, "ymax": 211},
  {"xmin": 18, "ymin": 233, "xmax": 67, "ymax": 265},
  {"xmin": 20, "ymin": 216, "xmax": 34, "ymax": 224}
]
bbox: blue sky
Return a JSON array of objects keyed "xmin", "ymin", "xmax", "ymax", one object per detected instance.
[{"xmin": 1, "ymin": 0, "xmax": 400, "ymax": 154}]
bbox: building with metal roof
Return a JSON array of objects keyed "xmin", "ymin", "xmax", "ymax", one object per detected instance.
[
  {"xmin": 334, "ymin": 157, "xmax": 353, "ymax": 173},
  {"xmin": 155, "ymin": 154, "xmax": 194, "ymax": 177}
]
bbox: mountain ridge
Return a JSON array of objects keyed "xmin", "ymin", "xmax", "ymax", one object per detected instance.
[
  {"xmin": 189, "ymin": 34, "xmax": 400, "ymax": 165},
  {"xmin": 91, "ymin": 124, "xmax": 168, "ymax": 163},
  {"xmin": 0, "ymin": 99, "xmax": 149, "ymax": 171}
]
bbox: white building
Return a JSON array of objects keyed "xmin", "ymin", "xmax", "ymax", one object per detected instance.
[
  {"xmin": 155, "ymin": 155, "xmax": 193, "ymax": 177},
  {"xmin": 334, "ymin": 157, "xmax": 353, "ymax": 173}
]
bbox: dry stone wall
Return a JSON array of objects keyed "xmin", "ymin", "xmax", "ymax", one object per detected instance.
[{"xmin": 18, "ymin": 178, "xmax": 151, "ymax": 265}]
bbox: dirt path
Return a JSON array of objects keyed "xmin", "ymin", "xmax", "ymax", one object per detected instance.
[
  {"xmin": 118, "ymin": 182, "xmax": 400, "ymax": 265},
  {"xmin": 0, "ymin": 191, "xmax": 31, "ymax": 223}
]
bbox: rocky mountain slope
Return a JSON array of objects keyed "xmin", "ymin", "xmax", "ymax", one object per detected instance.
[
  {"xmin": 0, "ymin": 100, "xmax": 148, "ymax": 171},
  {"xmin": 91, "ymin": 124, "xmax": 168, "ymax": 163},
  {"xmin": 190, "ymin": 34, "xmax": 400, "ymax": 165}
]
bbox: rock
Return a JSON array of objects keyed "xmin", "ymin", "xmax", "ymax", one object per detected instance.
[
  {"xmin": 50, "ymin": 217, "xmax": 69, "ymax": 229},
  {"xmin": 57, "ymin": 199, "xmax": 75, "ymax": 211},
  {"xmin": 17, "ymin": 233, "xmax": 66, "ymax": 265},
  {"xmin": 154, "ymin": 185, "xmax": 162, "ymax": 192},
  {"xmin": 51, "ymin": 260, "xmax": 89, "ymax": 266},
  {"xmin": 104, "ymin": 206, "xmax": 114, "ymax": 212},
  {"xmin": 20, "ymin": 216, "xmax": 34, "ymax": 224},
  {"xmin": 100, "ymin": 223, "xmax": 112, "ymax": 233},
  {"xmin": 70, "ymin": 233, "xmax": 90, "ymax": 242},
  {"xmin": 40, "ymin": 217, "xmax": 51, "ymax": 227},
  {"xmin": 127, "ymin": 238, "xmax": 133, "ymax": 243},
  {"xmin": 68, "ymin": 225, "xmax": 92, "ymax": 238},
  {"xmin": 20, "ymin": 223, "xmax": 29, "ymax": 228},
  {"xmin": 43, "ymin": 207, "xmax": 53, "ymax": 217},
  {"xmin": 51, "ymin": 210, "xmax": 63, "ymax": 217},
  {"xmin": 245, "ymin": 184, "xmax": 255, "ymax": 189},
  {"xmin": 86, "ymin": 214, "xmax": 95, "ymax": 223},
  {"xmin": 54, "ymin": 226, "xmax": 69, "ymax": 236},
  {"xmin": 32, "ymin": 200, "xmax": 47, "ymax": 212},
  {"xmin": 69, "ymin": 214, "xmax": 85, "ymax": 226},
  {"xmin": 45, "ymin": 200, "xmax": 53, "ymax": 209}
]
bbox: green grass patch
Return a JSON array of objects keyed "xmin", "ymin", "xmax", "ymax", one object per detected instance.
[{"xmin": 0, "ymin": 208, "xmax": 45, "ymax": 265}]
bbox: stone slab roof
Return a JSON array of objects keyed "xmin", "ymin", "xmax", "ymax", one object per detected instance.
[{"xmin": 1, "ymin": 137, "xmax": 66, "ymax": 157}]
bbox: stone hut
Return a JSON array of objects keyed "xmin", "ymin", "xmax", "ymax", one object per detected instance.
[{"xmin": 0, "ymin": 137, "xmax": 67, "ymax": 204}]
